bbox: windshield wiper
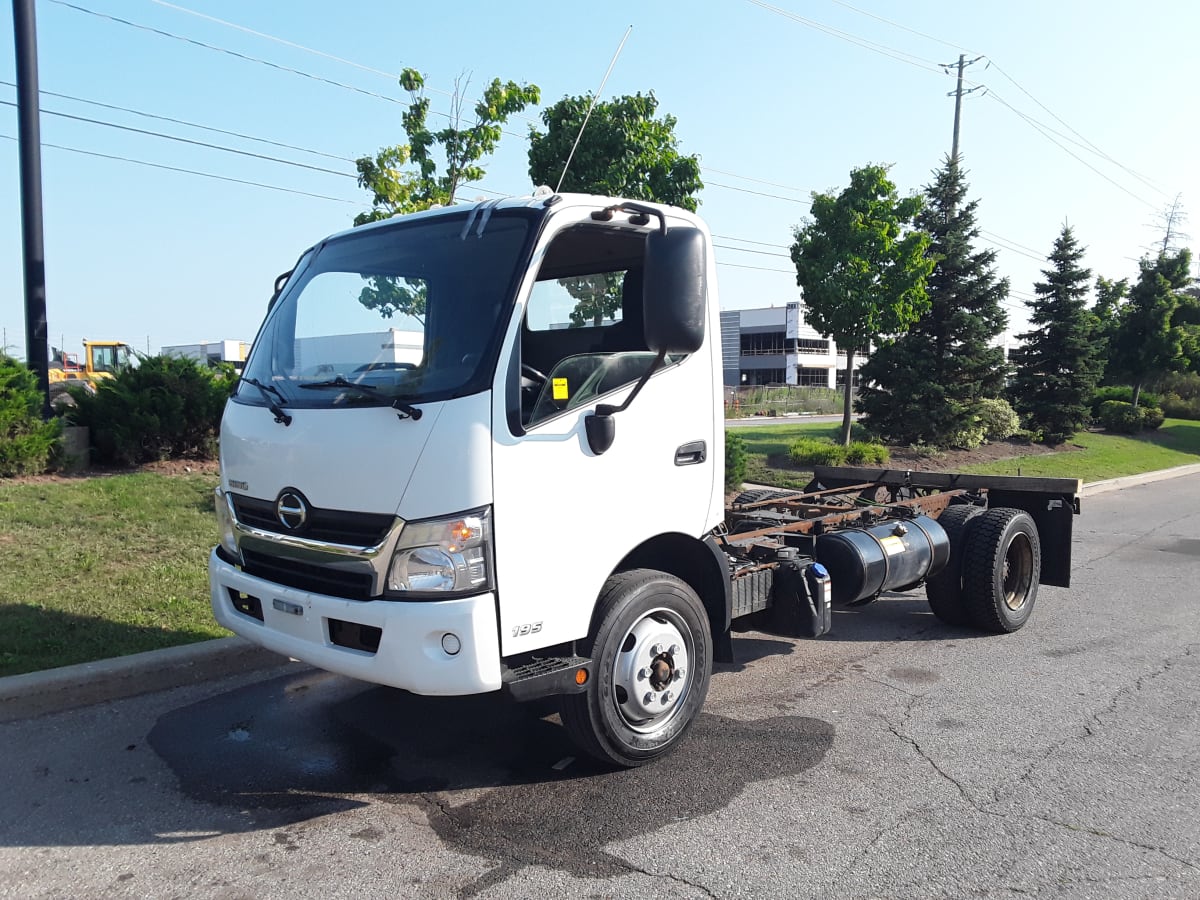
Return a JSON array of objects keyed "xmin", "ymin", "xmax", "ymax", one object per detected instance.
[
  {"xmin": 298, "ymin": 376, "xmax": 423, "ymax": 420},
  {"xmin": 241, "ymin": 377, "xmax": 292, "ymax": 426}
]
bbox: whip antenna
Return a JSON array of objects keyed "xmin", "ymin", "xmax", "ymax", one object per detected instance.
[{"xmin": 555, "ymin": 25, "xmax": 633, "ymax": 194}]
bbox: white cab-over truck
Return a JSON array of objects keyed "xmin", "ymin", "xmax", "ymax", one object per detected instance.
[{"xmin": 210, "ymin": 193, "xmax": 1080, "ymax": 766}]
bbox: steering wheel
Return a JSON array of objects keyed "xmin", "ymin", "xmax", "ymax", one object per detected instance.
[{"xmin": 521, "ymin": 363, "xmax": 548, "ymax": 390}]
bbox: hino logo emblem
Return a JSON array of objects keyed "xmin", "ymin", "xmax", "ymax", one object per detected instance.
[{"xmin": 276, "ymin": 490, "xmax": 309, "ymax": 530}]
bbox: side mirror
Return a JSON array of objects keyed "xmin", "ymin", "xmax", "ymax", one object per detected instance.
[
  {"xmin": 585, "ymin": 408, "xmax": 617, "ymax": 455},
  {"xmin": 643, "ymin": 226, "xmax": 706, "ymax": 354}
]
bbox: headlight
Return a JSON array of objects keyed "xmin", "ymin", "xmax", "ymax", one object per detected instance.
[
  {"xmin": 386, "ymin": 507, "xmax": 493, "ymax": 597},
  {"xmin": 214, "ymin": 487, "xmax": 240, "ymax": 558}
]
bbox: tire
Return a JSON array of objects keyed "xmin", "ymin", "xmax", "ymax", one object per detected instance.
[
  {"xmin": 559, "ymin": 569, "xmax": 712, "ymax": 767},
  {"xmin": 925, "ymin": 504, "xmax": 984, "ymax": 625},
  {"xmin": 961, "ymin": 508, "xmax": 1041, "ymax": 633}
]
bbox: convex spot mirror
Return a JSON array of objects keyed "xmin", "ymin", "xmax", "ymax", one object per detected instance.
[{"xmin": 643, "ymin": 226, "xmax": 706, "ymax": 354}]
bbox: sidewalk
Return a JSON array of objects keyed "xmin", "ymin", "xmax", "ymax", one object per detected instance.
[{"xmin": 3, "ymin": 461, "xmax": 1199, "ymax": 722}]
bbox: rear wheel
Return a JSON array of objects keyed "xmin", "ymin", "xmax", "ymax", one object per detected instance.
[
  {"xmin": 559, "ymin": 569, "xmax": 711, "ymax": 767},
  {"xmin": 962, "ymin": 508, "xmax": 1041, "ymax": 633},
  {"xmin": 925, "ymin": 504, "xmax": 984, "ymax": 625}
]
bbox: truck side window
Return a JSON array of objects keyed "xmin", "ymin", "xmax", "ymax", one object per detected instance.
[{"xmin": 521, "ymin": 266, "xmax": 654, "ymax": 427}]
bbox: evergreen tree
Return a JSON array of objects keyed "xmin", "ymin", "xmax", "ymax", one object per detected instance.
[
  {"xmin": 857, "ymin": 158, "xmax": 1008, "ymax": 447},
  {"xmin": 1010, "ymin": 225, "xmax": 1102, "ymax": 443}
]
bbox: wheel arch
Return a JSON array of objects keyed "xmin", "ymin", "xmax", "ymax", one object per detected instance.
[{"xmin": 612, "ymin": 532, "xmax": 733, "ymax": 664}]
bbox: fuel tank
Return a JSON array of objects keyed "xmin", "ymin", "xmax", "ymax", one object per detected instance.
[{"xmin": 815, "ymin": 515, "xmax": 950, "ymax": 607}]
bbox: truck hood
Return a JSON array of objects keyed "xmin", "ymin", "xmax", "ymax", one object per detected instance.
[{"xmin": 219, "ymin": 391, "xmax": 493, "ymax": 520}]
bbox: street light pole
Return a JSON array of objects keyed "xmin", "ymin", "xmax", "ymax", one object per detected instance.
[{"xmin": 12, "ymin": 0, "xmax": 51, "ymax": 416}]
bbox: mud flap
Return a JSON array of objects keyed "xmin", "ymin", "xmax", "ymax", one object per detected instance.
[{"xmin": 767, "ymin": 561, "xmax": 832, "ymax": 638}]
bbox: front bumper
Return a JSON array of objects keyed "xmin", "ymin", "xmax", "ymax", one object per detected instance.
[{"xmin": 209, "ymin": 549, "xmax": 502, "ymax": 695}]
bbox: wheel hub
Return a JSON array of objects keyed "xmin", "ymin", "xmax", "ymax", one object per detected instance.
[{"xmin": 613, "ymin": 612, "xmax": 691, "ymax": 726}]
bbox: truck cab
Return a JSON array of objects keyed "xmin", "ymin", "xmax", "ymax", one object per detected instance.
[{"xmin": 210, "ymin": 195, "xmax": 727, "ymax": 764}]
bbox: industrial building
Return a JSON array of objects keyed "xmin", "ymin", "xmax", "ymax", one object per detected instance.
[{"xmin": 720, "ymin": 301, "xmax": 867, "ymax": 388}]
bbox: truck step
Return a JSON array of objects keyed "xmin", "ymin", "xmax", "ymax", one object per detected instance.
[{"xmin": 501, "ymin": 655, "xmax": 591, "ymax": 702}]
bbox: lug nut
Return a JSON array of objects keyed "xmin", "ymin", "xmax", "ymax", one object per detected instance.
[
  {"xmin": 669, "ymin": 644, "xmax": 679, "ymax": 657},
  {"xmin": 673, "ymin": 667, "xmax": 685, "ymax": 681},
  {"xmin": 651, "ymin": 643, "xmax": 663, "ymax": 656},
  {"xmin": 643, "ymin": 692, "xmax": 653, "ymax": 705},
  {"xmin": 637, "ymin": 667, "xmax": 649, "ymax": 680},
  {"xmin": 662, "ymin": 691, "xmax": 673, "ymax": 703}
]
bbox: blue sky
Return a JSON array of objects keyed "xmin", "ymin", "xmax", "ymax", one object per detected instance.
[{"xmin": 2, "ymin": 0, "xmax": 1197, "ymax": 360}]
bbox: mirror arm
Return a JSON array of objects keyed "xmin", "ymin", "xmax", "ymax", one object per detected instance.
[{"xmin": 584, "ymin": 350, "xmax": 667, "ymax": 456}]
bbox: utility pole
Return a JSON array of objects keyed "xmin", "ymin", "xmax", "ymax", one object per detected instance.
[
  {"xmin": 944, "ymin": 54, "xmax": 984, "ymax": 166},
  {"xmin": 12, "ymin": 0, "xmax": 51, "ymax": 416}
]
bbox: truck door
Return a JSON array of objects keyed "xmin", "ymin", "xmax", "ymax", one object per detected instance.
[{"xmin": 490, "ymin": 212, "xmax": 719, "ymax": 656}]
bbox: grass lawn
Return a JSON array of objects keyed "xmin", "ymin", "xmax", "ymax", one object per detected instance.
[
  {"xmin": 733, "ymin": 418, "xmax": 1200, "ymax": 488},
  {"xmin": 961, "ymin": 419, "xmax": 1200, "ymax": 479},
  {"xmin": 0, "ymin": 472, "xmax": 228, "ymax": 677}
]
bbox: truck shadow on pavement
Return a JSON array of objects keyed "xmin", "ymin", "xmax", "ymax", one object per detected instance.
[{"xmin": 145, "ymin": 653, "xmax": 833, "ymax": 893}]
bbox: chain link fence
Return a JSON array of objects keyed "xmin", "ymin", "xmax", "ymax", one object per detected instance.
[{"xmin": 725, "ymin": 385, "xmax": 853, "ymax": 419}]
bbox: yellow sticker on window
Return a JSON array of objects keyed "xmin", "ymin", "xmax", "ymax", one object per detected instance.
[{"xmin": 552, "ymin": 377, "xmax": 569, "ymax": 401}]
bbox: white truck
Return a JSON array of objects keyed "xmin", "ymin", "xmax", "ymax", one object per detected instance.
[{"xmin": 210, "ymin": 194, "xmax": 1080, "ymax": 766}]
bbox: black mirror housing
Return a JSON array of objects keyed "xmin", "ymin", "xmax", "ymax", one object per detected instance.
[
  {"xmin": 585, "ymin": 411, "xmax": 616, "ymax": 455},
  {"xmin": 643, "ymin": 226, "xmax": 706, "ymax": 354}
]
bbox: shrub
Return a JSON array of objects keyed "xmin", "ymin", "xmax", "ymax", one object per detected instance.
[
  {"xmin": 1158, "ymin": 372, "xmax": 1200, "ymax": 402},
  {"xmin": 0, "ymin": 355, "xmax": 62, "ymax": 477},
  {"xmin": 788, "ymin": 437, "xmax": 847, "ymax": 466},
  {"xmin": 974, "ymin": 398, "xmax": 1020, "ymax": 441},
  {"xmin": 68, "ymin": 355, "xmax": 236, "ymax": 466},
  {"xmin": 1097, "ymin": 400, "xmax": 1163, "ymax": 434},
  {"xmin": 1091, "ymin": 385, "xmax": 1160, "ymax": 416},
  {"xmin": 1161, "ymin": 392, "xmax": 1200, "ymax": 420},
  {"xmin": 907, "ymin": 442, "xmax": 944, "ymax": 460},
  {"xmin": 845, "ymin": 441, "xmax": 890, "ymax": 465},
  {"xmin": 724, "ymin": 430, "xmax": 747, "ymax": 490},
  {"xmin": 946, "ymin": 423, "xmax": 986, "ymax": 450}
]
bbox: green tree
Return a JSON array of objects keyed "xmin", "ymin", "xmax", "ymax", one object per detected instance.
[
  {"xmin": 528, "ymin": 92, "xmax": 703, "ymax": 326},
  {"xmin": 353, "ymin": 69, "xmax": 540, "ymax": 324},
  {"xmin": 1010, "ymin": 225, "xmax": 1103, "ymax": 443},
  {"xmin": 857, "ymin": 158, "xmax": 1009, "ymax": 447},
  {"xmin": 790, "ymin": 164, "xmax": 932, "ymax": 446},
  {"xmin": 1109, "ymin": 249, "xmax": 1193, "ymax": 407}
]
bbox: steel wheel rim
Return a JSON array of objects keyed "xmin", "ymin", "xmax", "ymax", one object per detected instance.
[
  {"xmin": 610, "ymin": 607, "xmax": 694, "ymax": 734},
  {"xmin": 1003, "ymin": 532, "xmax": 1035, "ymax": 611}
]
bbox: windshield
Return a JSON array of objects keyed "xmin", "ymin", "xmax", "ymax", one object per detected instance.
[{"xmin": 239, "ymin": 209, "xmax": 534, "ymax": 408}]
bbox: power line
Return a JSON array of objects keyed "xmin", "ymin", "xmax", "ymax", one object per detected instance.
[
  {"xmin": 50, "ymin": 0, "xmax": 531, "ymax": 138},
  {"xmin": 705, "ymin": 179, "xmax": 810, "ymax": 204},
  {"xmin": 0, "ymin": 79, "xmax": 355, "ymax": 164},
  {"xmin": 713, "ymin": 243, "xmax": 791, "ymax": 259},
  {"xmin": 823, "ymin": 0, "xmax": 973, "ymax": 53},
  {"xmin": 702, "ymin": 165, "xmax": 810, "ymax": 195},
  {"xmin": 716, "ymin": 261, "xmax": 795, "ymax": 274},
  {"xmin": 979, "ymin": 229, "xmax": 1043, "ymax": 256},
  {"xmin": 981, "ymin": 58, "xmax": 1164, "ymax": 198},
  {"xmin": 984, "ymin": 90, "xmax": 1156, "ymax": 210},
  {"xmin": 0, "ymin": 99, "xmax": 355, "ymax": 179},
  {"xmin": 713, "ymin": 234, "xmax": 792, "ymax": 250},
  {"xmin": 743, "ymin": 0, "xmax": 947, "ymax": 74},
  {"xmin": 0, "ymin": 133, "xmax": 364, "ymax": 205}
]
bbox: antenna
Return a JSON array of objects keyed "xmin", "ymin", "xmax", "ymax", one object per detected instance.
[{"xmin": 555, "ymin": 25, "xmax": 633, "ymax": 194}]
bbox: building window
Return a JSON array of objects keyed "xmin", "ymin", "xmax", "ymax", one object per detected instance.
[
  {"xmin": 743, "ymin": 368, "xmax": 785, "ymax": 385},
  {"xmin": 835, "ymin": 368, "xmax": 862, "ymax": 388},
  {"xmin": 796, "ymin": 367, "xmax": 829, "ymax": 386},
  {"xmin": 794, "ymin": 338, "xmax": 830, "ymax": 353},
  {"xmin": 741, "ymin": 332, "xmax": 785, "ymax": 356}
]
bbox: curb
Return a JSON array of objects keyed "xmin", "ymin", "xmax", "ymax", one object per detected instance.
[
  {"xmin": 1078, "ymin": 462, "xmax": 1200, "ymax": 497},
  {"xmin": 3, "ymin": 463, "xmax": 1198, "ymax": 722},
  {"xmin": 0, "ymin": 636, "xmax": 293, "ymax": 723}
]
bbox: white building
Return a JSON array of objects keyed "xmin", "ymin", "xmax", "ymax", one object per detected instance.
[
  {"xmin": 720, "ymin": 301, "xmax": 868, "ymax": 388},
  {"xmin": 162, "ymin": 339, "xmax": 251, "ymax": 370}
]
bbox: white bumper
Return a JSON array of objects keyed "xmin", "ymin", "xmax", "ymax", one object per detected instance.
[{"xmin": 209, "ymin": 549, "xmax": 502, "ymax": 695}]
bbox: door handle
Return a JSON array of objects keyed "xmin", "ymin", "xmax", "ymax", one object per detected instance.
[{"xmin": 674, "ymin": 440, "xmax": 707, "ymax": 466}]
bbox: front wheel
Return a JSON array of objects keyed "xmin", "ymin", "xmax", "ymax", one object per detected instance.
[{"xmin": 559, "ymin": 569, "xmax": 712, "ymax": 767}]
